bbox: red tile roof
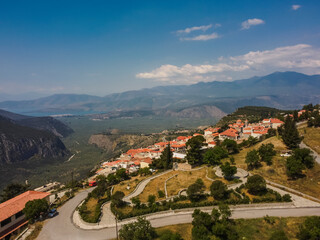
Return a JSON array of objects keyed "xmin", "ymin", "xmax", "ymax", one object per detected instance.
[
  {"xmin": 270, "ymin": 118, "xmax": 284, "ymax": 124},
  {"xmin": 0, "ymin": 191, "xmax": 50, "ymax": 222},
  {"xmin": 220, "ymin": 128, "xmax": 238, "ymax": 137}
]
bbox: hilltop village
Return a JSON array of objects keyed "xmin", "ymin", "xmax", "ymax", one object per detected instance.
[{"xmin": 94, "ymin": 116, "xmax": 286, "ymax": 177}]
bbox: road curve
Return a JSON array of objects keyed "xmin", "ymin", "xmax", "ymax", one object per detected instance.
[{"xmin": 38, "ymin": 187, "xmax": 320, "ymax": 240}]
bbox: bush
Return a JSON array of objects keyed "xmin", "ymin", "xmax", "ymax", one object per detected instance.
[
  {"xmin": 158, "ymin": 190, "xmax": 165, "ymax": 198},
  {"xmin": 246, "ymin": 174, "xmax": 267, "ymax": 195},
  {"xmin": 210, "ymin": 180, "xmax": 229, "ymax": 200}
]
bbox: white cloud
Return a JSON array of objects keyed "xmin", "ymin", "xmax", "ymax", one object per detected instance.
[
  {"xmin": 241, "ymin": 18, "xmax": 265, "ymax": 30},
  {"xmin": 176, "ymin": 24, "xmax": 212, "ymax": 34},
  {"xmin": 136, "ymin": 44, "xmax": 320, "ymax": 84},
  {"xmin": 292, "ymin": 5, "xmax": 301, "ymax": 10},
  {"xmin": 180, "ymin": 33, "xmax": 220, "ymax": 41}
]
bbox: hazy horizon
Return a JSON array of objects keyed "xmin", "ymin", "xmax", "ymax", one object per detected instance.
[{"xmin": 1, "ymin": 0, "xmax": 320, "ymax": 100}]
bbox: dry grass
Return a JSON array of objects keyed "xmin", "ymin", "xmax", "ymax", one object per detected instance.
[
  {"xmin": 166, "ymin": 168, "xmax": 213, "ymax": 197},
  {"xmin": 299, "ymin": 127, "xmax": 320, "ymax": 154},
  {"xmin": 233, "ymin": 136, "xmax": 320, "ymax": 199},
  {"xmin": 156, "ymin": 223, "xmax": 193, "ymax": 240},
  {"xmin": 155, "ymin": 217, "xmax": 305, "ymax": 240},
  {"xmin": 113, "ymin": 175, "xmax": 148, "ymax": 196},
  {"xmin": 85, "ymin": 197, "xmax": 99, "ymax": 219},
  {"xmin": 137, "ymin": 171, "xmax": 178, "ymax": 202},
  {"xmin": 25, "ymin": 222, "xmax": 44, "ymax": 240}
]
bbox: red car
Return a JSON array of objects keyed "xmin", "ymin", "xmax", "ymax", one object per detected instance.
[{"xmin": 89, "ymin": 181, "xmax": 97, "ymax": 187}]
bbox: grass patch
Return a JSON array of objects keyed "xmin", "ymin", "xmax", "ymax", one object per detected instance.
[
  {"xmin": 299, "ymin": 126, "xmax": 320, "ymax": 154},
  {"xmin": 166, "ymin": 168, "xmax": 212, "ymax": 197},
  {"xmin": 137, "ymin": 171, "xmax": 178, "ymax": 202},
  {"xmin": 113, "ymin": 175, "xmax": 148, "ymax": 196},
  {"xmin": 156, "ymin": 223, "xmax": 192, "ymax": 240},
  {"xmin": 155, "ymin": 217, "xmax": 305, "ymax": 240},
  {"xmin": 233, "ymin": 136, "xmax": 320, "ymax": 199}
]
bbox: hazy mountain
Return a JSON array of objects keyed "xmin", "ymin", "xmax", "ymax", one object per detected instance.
[
  {"xmin": 0, "ymin": 116, "xmax": 69, "ymax": 164},
  {"xmin": 0, "ymin": 109, "xmax": 74, "ymax": 137},
  {"xmin": 0, "ymin": 72, "xmax": 319, "ymax": 115}
]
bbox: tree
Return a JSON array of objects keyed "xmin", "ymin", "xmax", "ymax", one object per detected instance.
[
  {"xmin": 222, "ymin": 139, "xmax": 239, "ymax": 154},
  {"xmin": 281, "ymin": 116, "xmax": 302, "ymax": 149},
  {"xmin": 258, "ymin": 143, "xmax": 276, "ymax": 165},
  {"xmin": 297, "ymin": 216, "xmax": 320, "ymax": 240},
  {"xmin": 139, "ymin": 167, "xmax": 152, "ymax": 176},
  {"xmin": 203, "ymin": 146, "xmax": 228, "ymax": 166},
  {"xmin": 119, "ymin": 217, "xmax": 156, "ymax": 240},
  {"xmin": 154, "ymin": 144, "xmax": 173, "ymax": 169},
  {"xmin": 246, "ymin": 174, "xmax": 267, "ymax": 195},
  {"xmin": 107, "ymin": 173, "xmax": 119, "ymax": 185},
  {"xmin": 1, "ymin": 183, "xmax": 29, "ymax": 202},
  {"xmin": 132, "ymin": 197, "xmax": 141, "ymax": 208},
  {"xmin": 245, "ymin": 149, "xmax": 261, "ymax": 169},
  {"xmin": 191, "ymin": 205, "xmax": 237, "ymax": 240},
  {"xmin": 147, "ymin": 194, "xmax": 156, "ymax": 206},
  {"xmin": 187, "ymin": 178, "xmax": 205, "ymax": 202},
  {"xmin": 186, "ymin": 135, "xmax": 205, "ymax": 165},
  {"xmin": 23, "ymin": 199, "xmax": 49, "ymax": 222},
  {"xmin": 111, "ymin": 191, "xmax": 125, "ymax": 207},
  {"xmin": 293, "ymin": 148, "xmax": 315, "ymax": 169},
  {"xmin": 286, "ymin": 156, "xmax": 305, "ymax": 179},
  {"xmin": 220, "ymin": 162, "xmax": 237, "ymax": 180},
  {"xmin": 210, "ymin": 180, "xmax": 228, "ymax": 200},
  {"xmin": 116, "ymin": 168, "xmax": 129, "ymax": 181}
]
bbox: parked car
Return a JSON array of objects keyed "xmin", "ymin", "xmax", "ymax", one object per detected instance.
[{"xmin": 48, "ymin": 208, "xmax": 58, "ymax": 218}]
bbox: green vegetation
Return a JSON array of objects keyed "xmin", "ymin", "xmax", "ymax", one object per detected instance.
[
  {"xmin": 210, "ymin": 180, "xmax": 229, "ymax": 200},
  {"xmin": 186, "ymin": 135, "xmax": 206, "ymax": 165},
  {"xmin": 286, "ymin": 148, "xmax": 315, "ymax": 179},
  {"xmin": 192, "ymin": 205, "xmax": 237, "ymax": 240},
  {"xmin": 0, "ymin": 183, "xmax": 29, "ymax": 202},
  {"xmin": 187, "ymin": 179, "xmax": 205, "ymax": 202},
  {"xmin": 280, "ymin": 116, "xmax": 302, "ymax": 149},
  {"xmin": 23, "ymin": 199, "xmax": 49, "ymax": 222},
  {"xmin": 246, "ymin": 174, "xmax": 267, "ymax": 195},
  {"xmin": 220, "ymin": 161, "xmax": 237, "ymax": 180},
  {"xmin": 152, "ymin": 145, "xmax": 173, "ymax": 170},
  {"xmin": 297, "ymin": 216, "xmax": 320, "ymax": 240},
  {"xmin": 203, "ymin": 146, "xmax": 228, "ymax": 165},
  {"xmin": 119, "ymin": 217, "xmax": 157, "ymax": 240},
  {"xmin": 217, "ymin": 106, "xmax": 288, "ymax": 126}
]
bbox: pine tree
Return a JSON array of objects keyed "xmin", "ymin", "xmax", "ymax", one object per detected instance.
[{"xmin": 282, "ymin": 116, "xmax": 302, "ymax": 149}]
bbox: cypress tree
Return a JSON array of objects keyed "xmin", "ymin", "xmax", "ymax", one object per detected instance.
[{"xmin": 282, "ymin": 116, "xmax": 302, "ymax": 149}]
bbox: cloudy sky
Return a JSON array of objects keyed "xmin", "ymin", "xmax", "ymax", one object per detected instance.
[{"xmin": 0, "ymin": 0, "xmax": 320, "ymax": 100}]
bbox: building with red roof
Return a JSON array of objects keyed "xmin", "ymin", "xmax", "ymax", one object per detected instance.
[
  {"xmin": 219, "ymin": 128, "xmax": 239, "ymax": 140},
  {"xmin": 0, "ymin": 191, "xmax": 50, "ymax": 239}
]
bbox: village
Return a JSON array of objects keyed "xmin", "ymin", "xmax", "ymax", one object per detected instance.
[{"xmin": 91, "ymin": 114, "xmax": 294, "ymax": 183}]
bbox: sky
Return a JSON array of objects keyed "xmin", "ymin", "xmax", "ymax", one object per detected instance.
[{"xmin": 0, "ymin": 0, "xmax": 320, "ymax": 100}]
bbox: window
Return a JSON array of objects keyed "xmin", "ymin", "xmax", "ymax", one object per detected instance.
[
  {"xmin": 15, "ymin": 211, "xmax": 24, "ymax": 219},
  {"xmin": 1, "ymin": 217, "xmax": 12, "ymax": 227}
]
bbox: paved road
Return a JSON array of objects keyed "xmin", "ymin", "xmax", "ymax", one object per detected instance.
[
  {"xmin": 38, "ymin": 188, "xmax": 320, "ymax": 240},
  {"xmin": 300, "ymin": 141, "xmax": 320, "ymax": 164}
]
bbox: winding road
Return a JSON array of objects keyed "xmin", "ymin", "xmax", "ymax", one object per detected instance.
[{"xmin": 38, "ymin": 166, "xmax": 320, "ymax": 240}]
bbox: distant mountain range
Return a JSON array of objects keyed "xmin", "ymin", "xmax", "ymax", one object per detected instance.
[{"xmin": 0, "ymin": 71, "xmax": 319, "ymax": 116}]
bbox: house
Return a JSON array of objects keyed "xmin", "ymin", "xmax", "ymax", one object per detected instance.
[
  {"xmin": 270, "ymin": 118, "xmax": 284, "ymax": 129},
  {"xmin": 171, "ymin": 143, "xmax": 186, "ymax": 152},
  {"xmin": 219, "ymin": 128, "xmax": 239, "ymax": 140},
  {"xmin": 207, "ymin": 141, "xmax": 216, "ymax": 148},
  {"xmin": 0, "ymin": 191, "xmax": 50, "ymax": 240},
  {"xmin": 140, "ymin": 158, "xmax": 153, "ymax": 168},
  {"xmin": 173, "ymin": 152, "xmax": 186, "ymax": 159}
]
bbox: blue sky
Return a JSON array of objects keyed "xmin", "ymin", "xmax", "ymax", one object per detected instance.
[{"xmin": 0, "ymin": 0, "xmax": 320, "ymax": 100}]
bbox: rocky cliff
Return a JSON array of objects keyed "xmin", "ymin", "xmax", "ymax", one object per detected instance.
[{"xmin": 0, "ymin": 116, "xmax": 69, "ymax": 164}]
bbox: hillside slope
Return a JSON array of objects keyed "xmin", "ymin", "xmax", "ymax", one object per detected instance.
[
  {"xmin": 0, "ymin": 109, "xmax": 74, "ymax": 137},
  {"xmin": 0, "ymin": 116, "xmax": 69, "ymax": 164}
]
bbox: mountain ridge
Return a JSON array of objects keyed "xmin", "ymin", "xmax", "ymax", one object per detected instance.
[{"xmin": 0, "ymin": 71, "xmax": 319, "ymax": 115}]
